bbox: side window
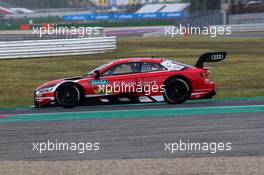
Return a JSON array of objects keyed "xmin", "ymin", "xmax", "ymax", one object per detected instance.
[
  {"xmin": 103, "ymin": 62, "xmax": 140, "ymax": 76},
  {"xmin": 141, "ymin": 62, "xmax": 166, "ymax": 73}
]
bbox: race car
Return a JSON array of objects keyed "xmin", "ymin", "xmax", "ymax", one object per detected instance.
[{"xmin": 34, "ymin": 52, "xmax": 226, "ymax": 108}]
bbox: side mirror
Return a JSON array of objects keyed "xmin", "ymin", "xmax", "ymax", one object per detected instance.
[{"xmin": 93, "ymin": 70, "xmax": 100, "ymax": 79}]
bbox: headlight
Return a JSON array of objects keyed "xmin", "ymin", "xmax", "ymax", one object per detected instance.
[{"xmin": 36, "ymin": 86, "xmax": 55, "ymax": 95}]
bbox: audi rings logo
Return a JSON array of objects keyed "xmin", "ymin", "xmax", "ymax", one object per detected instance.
[{"xmin": 211, "ymin": 54, "xmax": 224, "ymax": 60}]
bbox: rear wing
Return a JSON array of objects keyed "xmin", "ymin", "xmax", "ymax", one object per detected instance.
[{"xmin": 195, "ymin": 52, "xmax": 227, "ymax": 68}]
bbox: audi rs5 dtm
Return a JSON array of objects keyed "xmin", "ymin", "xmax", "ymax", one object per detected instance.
[{"xmin": 34, "ymin": 52, "xmax": 226, "ymax": 108}]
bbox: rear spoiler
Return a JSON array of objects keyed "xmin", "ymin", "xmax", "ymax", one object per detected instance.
[{"xmin": 195, "ymin": 52, "xmax": 227, "ymax": 68}]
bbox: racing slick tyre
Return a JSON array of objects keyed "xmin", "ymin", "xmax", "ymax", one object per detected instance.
[
  {"xmin": 163, "ymin": 78, "xmax": 190, "ymax": 104},
  {"xmin": 55, "ymin": 83, "xmax": 81, "ymax": 108}
]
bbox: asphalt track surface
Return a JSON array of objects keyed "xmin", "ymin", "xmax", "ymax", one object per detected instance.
[
  {"xmin": 1, "ymin": 98, "xmax": 264, "ymax": 115},
  {"xmin": 0, "ymin": 98, "xmax": 264, "ymax": 160}
]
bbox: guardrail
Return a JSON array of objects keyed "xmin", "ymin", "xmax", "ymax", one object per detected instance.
[
  {"xmin": 0, "ymin": 36, "xmax": 116, "ymax": 59},
  {"xmin": 0, "ymin": 27, "xmax": 105, "ymax": 41}
]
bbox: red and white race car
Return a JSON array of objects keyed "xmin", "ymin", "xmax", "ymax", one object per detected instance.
[{"xmin": 34, "ymin": 52, "xmax": 226, "ymax": 108}]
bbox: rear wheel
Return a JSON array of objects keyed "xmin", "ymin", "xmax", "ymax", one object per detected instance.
[
  {"xmin": 55, "ymin": 83, "xmax": 80, "ymax": 108},
  {"xmin": 163, "ymin": 78, "xmax": 190, "ymax": 104}
]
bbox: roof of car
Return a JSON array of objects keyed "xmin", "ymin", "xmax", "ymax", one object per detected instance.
[{"xmin": 115, "ymin": 58, "xmax": 163, "ymax": 64}]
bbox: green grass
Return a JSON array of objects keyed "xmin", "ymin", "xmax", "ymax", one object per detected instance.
[{"xmin": 0, "ymin": 37, "xmax": 264, "ymax": 107}]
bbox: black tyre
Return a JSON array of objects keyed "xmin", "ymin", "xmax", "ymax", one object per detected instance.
[
  {"xmin": 55, "ymin": 83, "xmax": 80, "ymax": 108},
  {"xmin": 163, "ymin": 78, "xmax": 190, "ymax": 104}
]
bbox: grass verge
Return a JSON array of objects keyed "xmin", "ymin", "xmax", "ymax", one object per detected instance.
[{"xmin": 0, "ymin": 37, "xmax": 263, "ymax": 107}]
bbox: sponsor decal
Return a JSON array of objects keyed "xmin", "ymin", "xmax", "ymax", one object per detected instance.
[
  {"xmin": 161, "ymin": 61, "xmax": 184, "ymax": 71},
  {"xmin": 90, "ymin": 80, "xmax": 109, "ymax": 86}
]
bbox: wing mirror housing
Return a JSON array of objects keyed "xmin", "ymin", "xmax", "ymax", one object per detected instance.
[{"xmin": 93, "ymin": 70, "xmax": 100, "ymax": 79}]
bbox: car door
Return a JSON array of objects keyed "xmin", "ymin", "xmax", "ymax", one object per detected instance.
[
  {"xmin": 91, "ymin": 62, "xmax": 142, "ymax": 96},
  {"xmin": 139, "ymin": 62, "xmax": 168, "ymax": 97}
]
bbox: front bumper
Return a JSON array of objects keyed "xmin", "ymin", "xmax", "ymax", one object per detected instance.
[
  {"xmin": 201, "ymin": 90, "xmax": 216, "ymax": 99},
  {"xmin": 34, "ymin": 91, "xmax": 55, "ymax": 107}
]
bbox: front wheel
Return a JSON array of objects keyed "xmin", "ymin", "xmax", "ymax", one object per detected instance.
[
  {"xmin": 55, "ymin": 83, "xmax": 80, "ymax": 108},
  {"xmin": 163, "ymin": 78, "xmax": 190, "ymax": 104}
]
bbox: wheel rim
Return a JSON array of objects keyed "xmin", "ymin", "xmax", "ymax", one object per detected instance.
[
  {"xmin": 165, "ymin": 80, "xmax": 188, "ymax": 102},
  {"xmin": 56, "ymin": 85, "xmax": 79, "ymax": 106}
]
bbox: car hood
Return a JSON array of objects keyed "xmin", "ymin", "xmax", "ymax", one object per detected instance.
[{"xmin": 36, "ymin": 76, "xmax": 86, "ymax": 90}]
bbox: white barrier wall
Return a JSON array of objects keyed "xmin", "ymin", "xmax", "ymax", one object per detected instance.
[
  {"xmin": 227, "ymin": 23, "xmax": 264, "ymax": 32},
  {"xmin": 0, "ymin": 36, "xmax": 116, "ymax": 59},
  {"xmin": 210, "ymin": 23, "xmax": 264, "ymax": 32}
]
